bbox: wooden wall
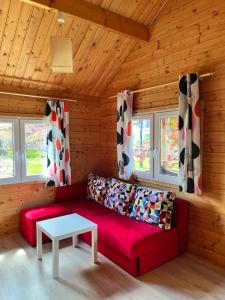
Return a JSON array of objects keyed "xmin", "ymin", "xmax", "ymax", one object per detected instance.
[
  {"xmin": 0, "ymin": 93, "xmax": 100, "ymax": 236},
  {"xmin": 99, "ymin": 0, "xmax": 225, "ymax": 267}
]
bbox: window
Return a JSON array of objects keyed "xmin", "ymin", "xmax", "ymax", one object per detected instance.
[
  {"xmin": 0, "ymin": 118, "xmax": 48, "ymax": 184},
  {"xmin": 0, "ymin": 119, "xmax": 20, "ymax": 184},
  {"xmin": 154, "ymin": 111, "xmax": 179, "ymax": 184},
  {"xmin": 133, "ymin": 114, "xmax": 153, "ymax": 179},
  {"xmin": 132, "ymin": 110, "xmax": 178, "ymax": 185}
]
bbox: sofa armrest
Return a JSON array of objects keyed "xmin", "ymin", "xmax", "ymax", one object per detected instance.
[
  {"xmin": 173, "ymin": 198, "xmax": 189, "ymax": 255},
  {"xmin": 55, "ymin": 182, "xmax": 88, "ymax": 202}
]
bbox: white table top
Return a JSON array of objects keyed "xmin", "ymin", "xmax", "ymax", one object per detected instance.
[{"xmin": 37, "ymin": 214, "xmax": 97, "ymax": 239}]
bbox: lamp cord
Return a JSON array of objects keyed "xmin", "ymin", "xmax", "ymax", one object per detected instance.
[{"xmin": 147, "ymin": 0, "xmax": 170, "ymax": 28}]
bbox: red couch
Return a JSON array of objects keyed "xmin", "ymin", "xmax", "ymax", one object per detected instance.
[{"xmin": 20, "ymin": 182, "xmax": 188, "ymax": 276}]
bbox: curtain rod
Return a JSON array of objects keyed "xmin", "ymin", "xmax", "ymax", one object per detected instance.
[
  {"xmin": 0, "ymin": 90, "xmax": 78, "ymax": 103},
  {"xmin": 108, "ymin": 72, "xmax": 214, "ymax": 99}
]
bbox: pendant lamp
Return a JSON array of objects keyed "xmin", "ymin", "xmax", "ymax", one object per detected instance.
[{"xmin": 50, "ymin": 12, "xmax": 73, "ymax": 73}]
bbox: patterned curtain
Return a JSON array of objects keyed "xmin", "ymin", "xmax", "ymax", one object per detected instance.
[
  {"xmin": 45, "ymin": 100, "xmax": 71, "ymax": 187},
  {"xmin": 117, "ymin": 90, "xmax": 134, "ymax": 180},
  {"xmin": 179, "ymin": 73, "xmax": 201, "ymax": 194}
]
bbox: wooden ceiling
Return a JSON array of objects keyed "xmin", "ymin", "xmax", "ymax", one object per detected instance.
[{"xmin": 0, "ymin": 0, "xmax": 163, "ymax": 97}]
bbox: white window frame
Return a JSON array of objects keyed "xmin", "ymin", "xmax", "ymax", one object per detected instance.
[
  {"xmin": 0, "ymin": 118, "xmax": 20, "ymax": 184},
  {"xmin": 20, "ymin": 119, "xmax": 48, "ymax": 183},
  {"xmin": 132, "ymin": 110, "xmax": 178, "ymax": 185},
  {"xmin": 0, "ymin": 117, "xmax": 48, "ymax": 185},
  {"xmin": 132, "ymin": 113, "xmax": 154, "ymax": 180},
  {"xmin": 154, "ymin": 110, "xmax": 178, "ymax": 185}
]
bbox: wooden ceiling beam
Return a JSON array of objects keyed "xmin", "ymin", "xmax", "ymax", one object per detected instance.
[{"xmin": 20, "ymin": 0, "xmax": 150, "ymax": 42}]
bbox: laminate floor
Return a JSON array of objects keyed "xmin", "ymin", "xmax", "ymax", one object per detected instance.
[{"xmin": 0, "ymin": 233, "xmax": 224, "ymax": 300}]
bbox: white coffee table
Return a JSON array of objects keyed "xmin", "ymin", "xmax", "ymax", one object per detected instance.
[{"xmin": 36, "ymin": 213, "xmax": 98, "ymax": 278}]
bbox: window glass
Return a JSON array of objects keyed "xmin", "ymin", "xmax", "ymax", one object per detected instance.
[
  {"xmin": 133, "ymin": 118, "xmax": 151, "ymax": 173},
  {"xmin": 160, "ymin": 116, "xmax": 179, "ymax": 176},
  {"xmin": 0, "ymin": 118, "xmax": 47, "ymax": 184},
  {"xmin": 132, "ymin": 111, "xmax": 178, "ymax": 185},
  {"xmin": 0, "ymin": 122, "xmax": 14, "ymax": 179},
  {"xmin": 24, "ymin": 122, "xmax": 48, "ymax": 176}
]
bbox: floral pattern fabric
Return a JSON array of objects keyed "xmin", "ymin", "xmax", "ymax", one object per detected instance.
[
  {"xmin": 117, "ymin": 90, "xmax": 134, "ymax": 180},
  {"xmin": 45, "ymin": 100, "xmax": 71, "ymax": 187},
  {"xmin": 104, "ymin": 178, "xmax": 137, "ymax": 215},
  {"xmin": 130, "ymin": 186, "xmax": 175, "ymax": 230},
  {"xmin": 87, "ymin": 173, "xmax": 108, "ymax": 204},
  {"xmin": 179, "ymin": 73, "xmax": 201, "ymax": 194}
]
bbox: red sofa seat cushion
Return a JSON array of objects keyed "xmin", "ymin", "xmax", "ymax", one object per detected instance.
[
  {"xmin": 59, "ymin": 199, "xmax": 112, "ymax": 219},
  {"xmin": 20, "ymin": 203, "xmax": 71, "ymax": 246},
  {"xmin": 89, "ymin": 212, "xmax": 178, "ymax": 259}
]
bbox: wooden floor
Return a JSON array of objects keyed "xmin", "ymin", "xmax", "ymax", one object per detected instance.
[{"xmin": 0, "ymin": 234, "xmax": 225, "ymax": 300}]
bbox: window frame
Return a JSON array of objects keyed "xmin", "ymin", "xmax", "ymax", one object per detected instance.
[
  {"xmin": 20, "ymin": 118, "xmax": 48, "ymax": 183},
  {"xmin": 154, "ymin": 110, "xmax": 179, "ymax": 185},
  {"xmin": 0, "ymin": 116, "xmax": 48, "ymax": 185},
  {"xmin": 132, "ymin": 109, "xmax": 179, "ymax": 185},
  {"xmin": 0, "ymin": 118, "xmax": 20, "ymax": 184},
  {"xmin": 132, "ymin": 113, "xmax": 154, "ymax": 180}
]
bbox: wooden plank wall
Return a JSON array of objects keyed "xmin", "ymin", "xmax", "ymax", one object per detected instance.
[
  {"xmin": 99, "ymin": 0, "xmax": 225, "ymax": 267},
  {"xmin": 0, "ymin": 94, "xmax": 100, "ymax": 236}
]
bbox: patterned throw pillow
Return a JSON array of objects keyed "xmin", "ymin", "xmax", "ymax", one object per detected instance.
[
  {"xmin": 130, "ymin": 186, "xmax": 175, "ymax": 230},
  {"xmin": 104, "ymin": 178, "xmax": 137, "ymax": 215},
  {"xmin": 87, "ymin": 173, "xmax": 108, "ymax": 204}
]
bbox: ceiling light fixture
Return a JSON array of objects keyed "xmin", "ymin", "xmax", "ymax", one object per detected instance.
[{"xmin": 50, "ymin": 11, "xmax": 73, "ymax": 73}]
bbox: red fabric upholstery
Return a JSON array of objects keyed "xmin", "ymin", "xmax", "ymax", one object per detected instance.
[
  {"xmin": 59, "ymin": 199, "xmax": 112, "ymax": 219},
  {"xmin": 20, "ymin": 204, "xmax": 71, "ymax": 246},
  {"xmin": 173, "ymin": 198, "xmax": 189, "ymax": 255},
  {"xmin": 80, "ymin": 232, "xmax": 138, "ymax": 276},
  {"xmin": 139, "ymin": 232, "xmax": 178, "ymax": 275},
  {"xmin": 55, "ymin": 182, "xmax": 87, "ymax": 202},
  {"xmin": 79, "ymin": 212, "xmax": 178, "ymax": 259}
]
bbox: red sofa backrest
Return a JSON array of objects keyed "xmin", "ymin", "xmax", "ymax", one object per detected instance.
[
  {"xmin": 173, "ymin": 198, "xmax": 189, "ymax": 255},
  {"xmin": 55, "ymin": 182, "xmax": 87, "ymax": 202}
]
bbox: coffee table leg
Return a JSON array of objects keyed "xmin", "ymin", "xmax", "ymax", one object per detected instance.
[
  {"xmin": 36, "ymin": 225, "xmax": 42, "ymax": 260},
  {"xmin": 91, "ymin": 227, "xmax": 98, "ymax": 263},
  {"xmin": 52, "ymin": 239, "xmax": 59, "ymax": 279},
  {"xmin": 72, "ymin": 235, "xmax": 78, "ymax": 247}
]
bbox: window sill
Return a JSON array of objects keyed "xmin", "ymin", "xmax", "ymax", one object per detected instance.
[
  {"xmin": 0, "ymin": 179, "xmax": 48, "ymax": 187},
  {"xmin": 135, "ymin": 176, "xmax": 179, "ymax": 192}
]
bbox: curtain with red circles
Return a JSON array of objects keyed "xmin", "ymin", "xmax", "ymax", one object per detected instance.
[
  {"xmin": 117, "ymin": 90, "xmax": 134, "ymax": 180},
  {"xmin": 45, "ymin": 100, "xmax": 71, "ymax": 187},
  {"xmin": 179, "ymin": 73, "xmax": 202, "ymax": 194}
]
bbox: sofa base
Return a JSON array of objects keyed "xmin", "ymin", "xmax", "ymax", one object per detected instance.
[
  {"xmin": 80, "ymin": 230, "xmax": 178, "ymax": 277},
  {"xmin": 80, "ymin": 232, "xmax": 138, "ymax": 276},
  {"xmin": 139, "ymin": 234, "xmax": 178, "ymax": 275}
]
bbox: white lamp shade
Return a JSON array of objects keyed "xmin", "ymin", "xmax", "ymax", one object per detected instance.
[{"xmin": 50, "ymin": 36, "xmax": 73, "ymax": 73}]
